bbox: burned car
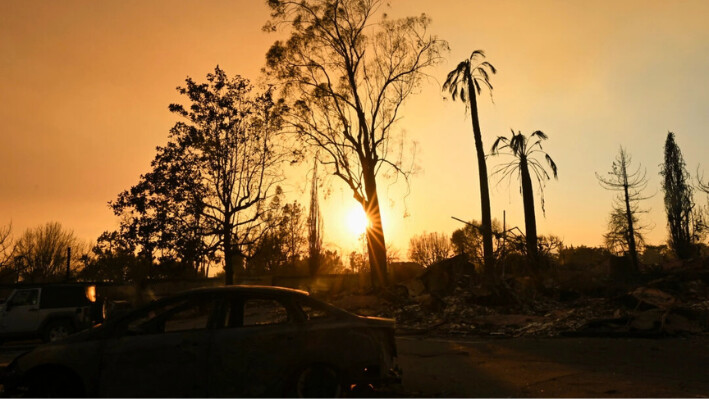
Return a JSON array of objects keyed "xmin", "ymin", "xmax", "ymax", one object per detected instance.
[{"xmin": 2, "ymin": 286, "xmax": 400, "ymax": 397}]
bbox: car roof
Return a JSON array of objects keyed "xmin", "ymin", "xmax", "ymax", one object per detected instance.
[
  {"xmin": 9, "ymin": 283, "xmax": 94, "ymax": 289},
  {"xmin": 182, "ymin": 285, "xmax": 311, "ymax": 297}
]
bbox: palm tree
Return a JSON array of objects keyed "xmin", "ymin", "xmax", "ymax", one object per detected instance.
[
  {"xmin": 443, "ymin": 50, "xmax": 497, "ymax": 279},
  {"xmin": 491, "ymin": 130, "xmax": 558, "ymax": 269}
]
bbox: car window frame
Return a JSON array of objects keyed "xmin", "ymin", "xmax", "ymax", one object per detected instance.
[
  {"xmin": 7, "ymin": 288, "xmax": 40, "ymax": 308},
  {"xmin": 219, "ymin": 293, "xmax": 299, "ymax": 329},
  {"xmin": 292, "ymin": 295, "xmax": 352, "ymax": 324},
  {"xmin": 293, "ymin": 297, "xmax": 338, "ymax": 323},
  {"xmin": 113, "ymin": 292, "xmax": 224, "ymax": 337}
]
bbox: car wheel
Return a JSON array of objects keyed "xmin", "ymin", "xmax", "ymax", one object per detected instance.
[
  {"xmin": 293, "ymin": 364, "xmax": 343, "ymax": 398},
  {"xmin": 43, "ymin": 320, "xmax": 74, "ymax": 343}
]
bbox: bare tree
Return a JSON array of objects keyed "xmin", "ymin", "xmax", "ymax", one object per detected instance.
[
  {"xmin": 408, "ymin": 231, "xmax": 451, "ymax": 267},
  {"xmin": 699, "ymin": 169, "xmax": 709, "ymax": 195},
  {"xmin": 698, "ymin": 168, "xmax": 709, "ymax": 232},
  {"xmin": 0, "ymin": 223, "xmax": 14, "ymax": 280},
  {"xmin": 596, "ymin": 147, "xmax": 651, "ymax": 271},
  {"xmin": 265, "ymin": 0, "xmax": 447, "ymax": 289},
  {"xmin": 13, "ymin": 222, "xmax": 89, "ymax": 282},
  {"xmin": 0, "ymin": 223, "xmax": 12, "ymax": 266}
]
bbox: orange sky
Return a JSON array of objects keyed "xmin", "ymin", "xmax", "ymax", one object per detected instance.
[{"xmin": 2, "ymin": 0, "xmax": 709, "ymax": 264}]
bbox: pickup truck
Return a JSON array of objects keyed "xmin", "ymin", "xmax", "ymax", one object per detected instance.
[{"xmin": 0, "ymin": 284, "xmax": 101, "ymax": 343}]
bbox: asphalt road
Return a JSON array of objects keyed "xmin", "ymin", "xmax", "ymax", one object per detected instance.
[
  {"xmin": 396, "ymin": 335, "xmax": 709, "ymax": 397},
  {"xmin": 2, "ymin": 336, "xmax": 708, "ymax": 397}
]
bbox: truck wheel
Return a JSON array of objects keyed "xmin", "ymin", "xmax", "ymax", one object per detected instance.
[
  {"xmin": 43, "ymin": 320, "xmax": 74, "ymax": 343},
  {"xmin": 293, "ymin": 364, "xmax": 343, "ymax": 398}
]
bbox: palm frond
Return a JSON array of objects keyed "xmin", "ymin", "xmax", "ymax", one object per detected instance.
[
  {"xmin": 545, "ymin": 154, "xmax": 558, "ymax": 178},
  {"xmin": 477, "ymin": 68, "xmax": 490, "ymax": 84},
  {"xmin": 480, "ymin": 61, "xmax": 497, "ymax": 74},
  {"xmin": 490, "ymin": 136, "xmax": 508, "ymax": 154},
  {"xmin": 509, "ymin": 132, "xmax": 526, "ymax": 157},
  {"xmin": 528, "ymin": 140, "xmax": 544, "ymax": 154},
  {"xmin": 531, "ymin": 130, "xmax": 548, "ymax": 140},
  {"xmin": 442, "ymin": 62, "xmax": 467, "ymax": 92},
  {"xmin": 470, "ymin": 49, "xmax": 485, "ymax": 60}
]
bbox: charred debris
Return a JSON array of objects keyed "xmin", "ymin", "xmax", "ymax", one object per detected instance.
[{"xmin": 325, "ymin": 254, "xmax": 709, "ymax": 338}]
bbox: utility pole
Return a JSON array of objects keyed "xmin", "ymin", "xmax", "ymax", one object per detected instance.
[{"xmin": 66, "ymin": 246, "xmax": 71, "ymax": 281}]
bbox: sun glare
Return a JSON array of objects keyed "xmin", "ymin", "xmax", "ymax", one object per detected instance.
[{"xmin": 346, "ymin": 205, "xmax": 370, "ymax": 236}]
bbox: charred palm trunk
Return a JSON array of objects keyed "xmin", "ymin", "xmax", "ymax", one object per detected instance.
[
  {"xmin": 466, "ymin": 71, "xmax": 494, "ymax": 279},
  {"xmin": 519, "ymin": 157, "xmax": 539, "ymax": 269},
  {"xmin": 623, "ymin": 183, "xmax": 639, "ymax": 272},
  {"xmin": 363, "ymin": 167, "xmax": 388, "ymax": 289}
]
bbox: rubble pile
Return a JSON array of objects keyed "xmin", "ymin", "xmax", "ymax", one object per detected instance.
[{"xmin": 328, "ymin": 258, "xmax": 709, "ymax": 338}]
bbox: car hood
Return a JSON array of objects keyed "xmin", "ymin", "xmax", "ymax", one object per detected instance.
[
  {"xmin": 55, "ymin": 322, "xmax": 110, "ymax": 344},
  {"xmin": 357, "ymin": 315, "xmax": 396, "ymax": 328}
]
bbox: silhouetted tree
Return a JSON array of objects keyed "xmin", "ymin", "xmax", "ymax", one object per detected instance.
[
  {"xmin": 450, "ymin": 219, "xmax": 504, "ymax": 266},
  {"xmin": 111, "ymin": 137, "xmax": 212, "ymax": 278},
  {"xmin": 604, "ymin": 208, "xmax": 646, "ymax": 260},
  {"xmin": 281, "ymin": 201, "xmax": 307, "ymax": 265},
  {"xmin": 660, "ymin": 132, "xmax": 703, "ymax": 259},
  {"xmin": 265, "ymin": 0, "xmax": 446, "ymax": 289},
  {"xmin": 308, "ymin": 160, "xmax": 323, "ymax": 276},
  {"xmin": 246, "ymin": 190, "xmax": 315, "ymax": 276},
  {"xmin": 596, "ymin": 147, "xmax": 651, "ymax": 270},
  {"xmin": 699, "ymin": 171, "xmax": 709, "ymax": 195},
  {"xmin": 443, "ymin": 50, "xmax": 496, "ymax": 279},
  {"xmin": 79, "ymin": 231, "xmax": 143, "ymax": 282},
  {"xmin": 408, "ymin": 232, "xmax": 451, "ymax": 267},
  {"xmin": 698, "ymin": 170, "xmax": 709, "ymax": 226},
  {"xmin": 318, "ymin": 249, "xmax": 346, "ymax": 274},
  {"xmin": 113, "ymin": 67, "xmax": 285, "ymax": 284},
  {"xmin": 0, "ymin": 223, "xmax": 12, "ymax": 268},
  {"xmin": 13, "ymin": 222, "xmax": 89, "ymax": 282},
  {"xmin": 491, "ymin": 130, "xmax": 558, "ymax": 270},
  {"xmin": 348, "ymin": 233, "xmax": 369, "ymax": 274},
  {"xmin": 0, "ymin": 223, "xmax": 16, "ymax": 282},
  {"xmin": 246, "ymin": 188, "xmax": 287, "ymax": 275},
  {"xmin": 504, "ymin": 234, "xmax": 563, "ymax": 273}
]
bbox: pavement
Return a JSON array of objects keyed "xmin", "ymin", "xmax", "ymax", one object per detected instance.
[
  {"xmin": 2, "ymin": 335, "xmax": 708, "ymax": 397},
  {"xmin": 396, "ymin": 335, "xmax": 709, "ymax": 397}
]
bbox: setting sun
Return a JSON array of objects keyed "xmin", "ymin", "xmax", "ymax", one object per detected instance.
[{"xmin": 346, "ymin": 205, "xmax": 370, "ymax": 236}]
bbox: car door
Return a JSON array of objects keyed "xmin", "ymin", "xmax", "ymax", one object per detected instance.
[
  {"xmin": 207, "ymin": 294, "xmax": 302, "ymax": 397},
  {"xmin": 98, "ymin": 293, "xmax": 219, "ymax": 397},
  {"xmin": 0, "ymin": 288, "xmax": 42, "ymax": 335}
]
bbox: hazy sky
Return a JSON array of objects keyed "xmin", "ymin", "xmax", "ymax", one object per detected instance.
[{"xmin": 2, "ymin": 0, "xmax": 708, "ymax": 263}]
